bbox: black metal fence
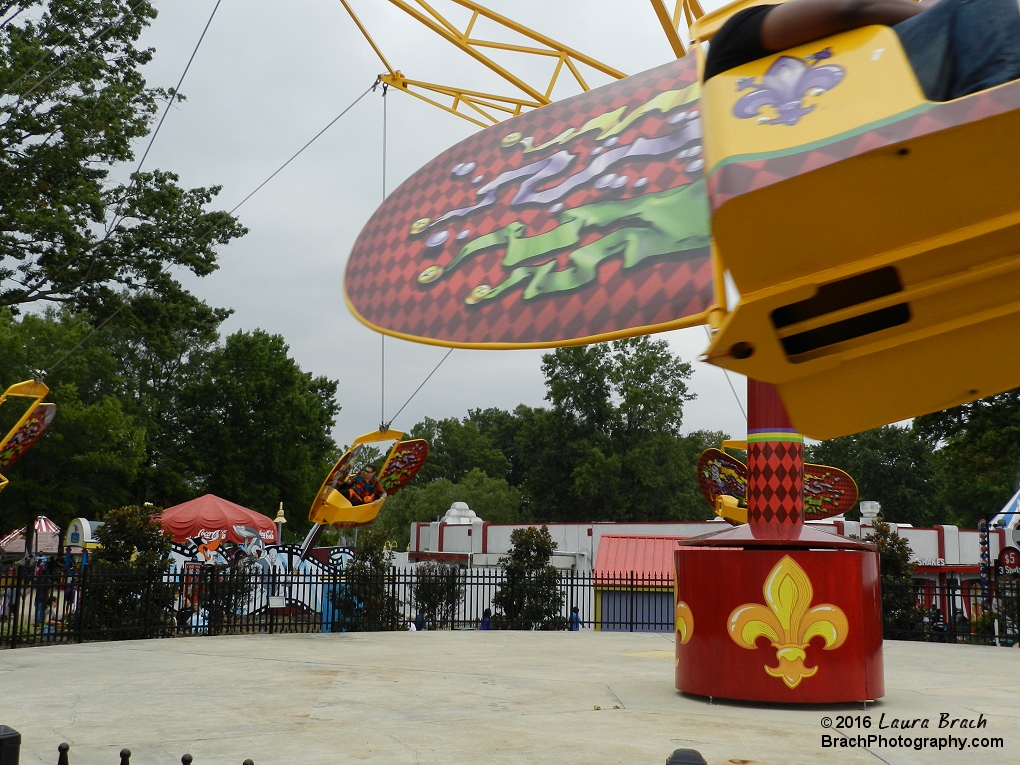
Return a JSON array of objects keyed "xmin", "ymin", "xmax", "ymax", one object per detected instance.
[
  {"xmin": 4, "ymin": 565, "xmax": 1016, "ymax": 648},
  {"xmin": 0, "ymin": 565, "xmax": 675, "ymax": 647},
  {"xmin": 883, "ymin": 580, "xmax": 1020, "ymax": 645}
]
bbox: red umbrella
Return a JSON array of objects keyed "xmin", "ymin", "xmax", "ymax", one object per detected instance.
[{"xmin": 160, "ymin": 494, "xmax": 277, "ymax": 545}]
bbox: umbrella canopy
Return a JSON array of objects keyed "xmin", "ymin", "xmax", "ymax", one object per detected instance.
[{"xmin": 160, "ymin": 495, "xmax": 277, "ymax": 545}]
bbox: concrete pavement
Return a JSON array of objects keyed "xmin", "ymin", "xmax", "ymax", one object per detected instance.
[{"xmin": 0, "ymin": 632, "xmax": 1017, "ymax": 765}]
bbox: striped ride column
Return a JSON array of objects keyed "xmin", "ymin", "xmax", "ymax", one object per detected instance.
[{"xmin": 746, "ymin": 379, "xmax": 804, "ymax": 540}]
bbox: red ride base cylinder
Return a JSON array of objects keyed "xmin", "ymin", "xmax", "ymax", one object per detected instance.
[
  {"xmin": 674, "ymin": 545, "xmax": 884, "ymax": 703},
  {"xmin": 672, "ymin": 380, "xmax": 884, "ymax": 703}
]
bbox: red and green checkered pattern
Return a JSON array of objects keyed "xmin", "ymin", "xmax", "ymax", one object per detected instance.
[
  {"xmin": 708, "ymin": 79, "xmax": 1020, "ymax": 210},
  {"xmin": 345, "ymin": 54, "xmax": 714, "ymax": 347},
  {"xmin": 747, "ymin": 440, "xmax": 804, "ymax": 529}
]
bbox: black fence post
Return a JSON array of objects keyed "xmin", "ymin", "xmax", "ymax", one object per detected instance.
[
  {"xmin": 10, "ymin": 567, "xmax": 23, "ymax": 649},
  {"xmin": 74, "ymin": 565, "xmax": 87, "ymax": 644},
  {"xmin": 629, "ymin": 571, "xmax": 635, "ymax": 633},
  {"xmin": 947, "ymin": 579, "xmax": 958, "ymax": 642}
]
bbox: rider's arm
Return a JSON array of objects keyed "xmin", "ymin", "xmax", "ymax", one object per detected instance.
[{"xmin": 761, "ymin": 0, "xmax": 926, "ymax": 51}]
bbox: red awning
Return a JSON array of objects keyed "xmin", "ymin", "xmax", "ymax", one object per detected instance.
[
  {"xmin": 160, "ymin": 494, "xmax": 277, "ymax": 544},
  {"xmin": 593, "ymin": 535, "xmax": 688, "ymax": 584}
]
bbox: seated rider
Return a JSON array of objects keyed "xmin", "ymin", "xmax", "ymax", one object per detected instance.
[
  {"xmin": 341, "ymin": 464, "xmax": 386, "ymax": 506},
  {"xmin": 703, "ymin": 0, "xmax": 1020, "ymax": 102}
]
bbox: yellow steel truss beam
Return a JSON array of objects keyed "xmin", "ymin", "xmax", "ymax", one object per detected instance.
[
  {"xmin": 378, "ymin": 71, "xmax": 543, "ymax": 127},
  {"xmin": 647, "ymin": 0, "xmax": 706, "ymax": 57},
  {"xmin": 339, "ymin": 0, "xmax": 627, "ymax": 126}
]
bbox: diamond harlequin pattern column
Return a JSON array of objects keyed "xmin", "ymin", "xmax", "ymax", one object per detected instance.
[{"xmin": 747, "ymin": 379, "xmax": 804, "ymax": 540}]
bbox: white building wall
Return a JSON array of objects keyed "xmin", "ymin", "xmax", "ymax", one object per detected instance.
[
  {"xmin": 898, "ymin": 527, "xmax": 940, "ymax": 563},
  {"xmin": 940, "ymin": 525, "xmax": 962, "ymax": 565},
  {"xmin": 410, "ymin": 517, "xmax": 994, "ymax": 575}
]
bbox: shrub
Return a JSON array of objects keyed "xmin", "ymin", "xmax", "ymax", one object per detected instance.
[
  {"xmin": 412, "ymin": 561, "xmax": 462, "ymax": 629},
  {"xmin": 328, "ymin": 525, "xmax": 402, "ymax": 631},
  {"xmin": 493, "ymin": 526, "xmax": 564, "ymax": 630}
]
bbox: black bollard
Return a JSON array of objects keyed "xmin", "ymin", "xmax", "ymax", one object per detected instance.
[
  {"xmin": 242, "ymin": 760, "xmax": 254, "ymax": 765},
  {"xmin": 0, "ymin": 726, "xmax": 20, "ymax": 765},
  {"xmin": 181, "ymin": 756, "xmax": 193, "ymax": 765},
  {"xmin": 57, "ymin": 743, "xmax": 69, "ymax": 765},
  {"xmin": 119, "ymin": 749, "xmax": 130, "ymax": 765},
  {"xmin": 665, "ymin": 750, "xmax": 708, "ymax": 765}
]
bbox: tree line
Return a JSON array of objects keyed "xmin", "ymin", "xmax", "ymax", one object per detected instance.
[
  {"xmin": 0, "ymin": 298, "xmax": 340, "ymax": 544},
  {"xmin": 378, "ymin": 343, "xmax": 1020, "ymax": 545}
]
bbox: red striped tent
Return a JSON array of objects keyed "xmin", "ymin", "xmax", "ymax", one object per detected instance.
[{"xmin": 0, "ymin": 516, "xmax": 61, "ymax": 554}]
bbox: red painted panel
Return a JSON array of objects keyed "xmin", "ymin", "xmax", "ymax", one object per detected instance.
[{"xmin": 674, "ymin": 547, "xmax": 883, "ymax": 703}]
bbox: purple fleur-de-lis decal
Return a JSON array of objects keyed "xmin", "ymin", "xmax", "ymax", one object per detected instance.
[{"xmin": 733, "ymin": 49, "xmax": 844, "ymax": 126}]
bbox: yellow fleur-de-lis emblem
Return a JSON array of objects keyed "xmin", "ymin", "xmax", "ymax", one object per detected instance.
[
  {"xmin": 727, "ymin": 556, "xmax": 848, "ymax": 689},
  {"xmin": 675, "ymin": 600, "xmax": 694, "ymax": 645}
]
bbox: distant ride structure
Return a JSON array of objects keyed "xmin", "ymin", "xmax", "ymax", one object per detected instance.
[
  {"xmin": 301, "ymin": 429, "xmax": 428, "ymax": 557},
  {"xmin": 0, "ymin": 377, "xmax": 55, "ymax": 494}
]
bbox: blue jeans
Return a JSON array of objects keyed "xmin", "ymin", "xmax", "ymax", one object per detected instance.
[{"xmin": 895, "ymin": 0, "xmax": 1020, "ymax": 100}]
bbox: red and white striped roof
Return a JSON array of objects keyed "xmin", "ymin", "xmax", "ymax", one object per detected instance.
[
  {"xmin": 34, "ymin": 516, "xmax": 59, "ymax": 533},
  {"xmin": 0, "ymin": 516, "xmax": 60, "ymax": 548}
]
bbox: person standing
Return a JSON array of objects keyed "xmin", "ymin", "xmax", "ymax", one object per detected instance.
[{"xmin": 569, "ymin": 606, "xmax": 581, "ymax": 631}]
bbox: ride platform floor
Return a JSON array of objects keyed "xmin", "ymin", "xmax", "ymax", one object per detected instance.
[{"xmin": 1, "ymin": 632, "xmax": 1017, "ymax": 765}]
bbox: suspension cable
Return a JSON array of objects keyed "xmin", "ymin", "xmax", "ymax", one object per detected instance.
[
  {"xmin": 104, "ymin": 0, "xmax": 224, "ymax": 237},
  {"xmin": 133, "ymin": 0, "xmax": 224, "ymax": 177},
  {"xmin": 384, "ymin": 349, "xmax": 454, "ymax": 430},
  {"xmin": 379, "ymin": 82, "xmax": 388, "ymax": 428},
  {"xmin": 229, "ymin": 82, "xmax": 375, "ymax": 215},
  {"xmin": 44, "ymin": 304, "xmax": 126, "ymax": 375},
  {"xmin": 702, "ymin": 325, "xmax": 747, "ymax": 422}
]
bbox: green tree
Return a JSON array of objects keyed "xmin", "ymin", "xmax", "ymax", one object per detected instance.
[
  {"xmin": 412, "ymin": 560, "xmax": 463, "ymax": 629},
  {"xmin": 0, "ymin": 381, "xmax": 145, "ymax": 545},
  {"xmin": 91, "ymin": 504, "xmax": 171, "ymax": 569},
  {"xmin": 179, "ymin": 330, "xmax": 340, "ymax": 527},
  {"xmin": 806, "ymin": 425, "xmax": 944, "ymax": 526},
  {"xmin": 329, "ymin": 524, "xmax": 402, "ymax": 631},
  {"xmin": 376, "ymin": 468, "xmax": 523, "ymax": 549},
  {"xmin": 98, "ymin": 290, "xmax": 231, "ymax": 505},
  {"xmin": 492, "ymin": 526, "xmax": 564, "ymax": 630},
  {"xmin": 914, "ymin": 390, "xmax": 1020, "ymax": 528},
  {"xmin": 0, "ymin": 0, "xmax": 246, "ymax": 313},
  {"xmin": 83, "ymin": 504, "xmax": 175, "ymax": 639},
  {"xmin": 408, "ymin": 416, "xmax": 511, "ymax": 483},
  {"xmin": 543, "ymin": 336, "xmax": 694, "ymax": 438},
  {"xmin": 512, "ymin": 338, "xmax": 705, "ymax": 522},
  {"xmin": 862, "ymin": 520, "xmax": 924, "ymax": 637}
]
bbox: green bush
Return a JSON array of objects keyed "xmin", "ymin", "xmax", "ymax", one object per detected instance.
[
  {"xmin": 328, "ymin": 525, "xmax": 402, "ymax": 631},
  {"xmin": 412, "ymin": 561, "xmax": 462, "ymax": 629},
  {"xmin": 493, "ymin": 526, "xmax": 564, "ymax": 630}
]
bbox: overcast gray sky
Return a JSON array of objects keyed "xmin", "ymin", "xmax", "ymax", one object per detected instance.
[{"xmin": 137, "ymin": 0, "xmax": 746, "ymax": 444}]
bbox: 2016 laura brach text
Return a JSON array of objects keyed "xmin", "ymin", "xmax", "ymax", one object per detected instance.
[{"xmin": 831, "ymin": 714, "xmax": 987, "ymax": 729}]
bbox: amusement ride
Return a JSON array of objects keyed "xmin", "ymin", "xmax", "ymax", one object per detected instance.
[
  {"xmin": 3, "ymin": 0, "xmax": 1019, "ymax": 705},
  {"xmin": 335, "ymin": 0, "xmax": 1020, "ymax": 703}
]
